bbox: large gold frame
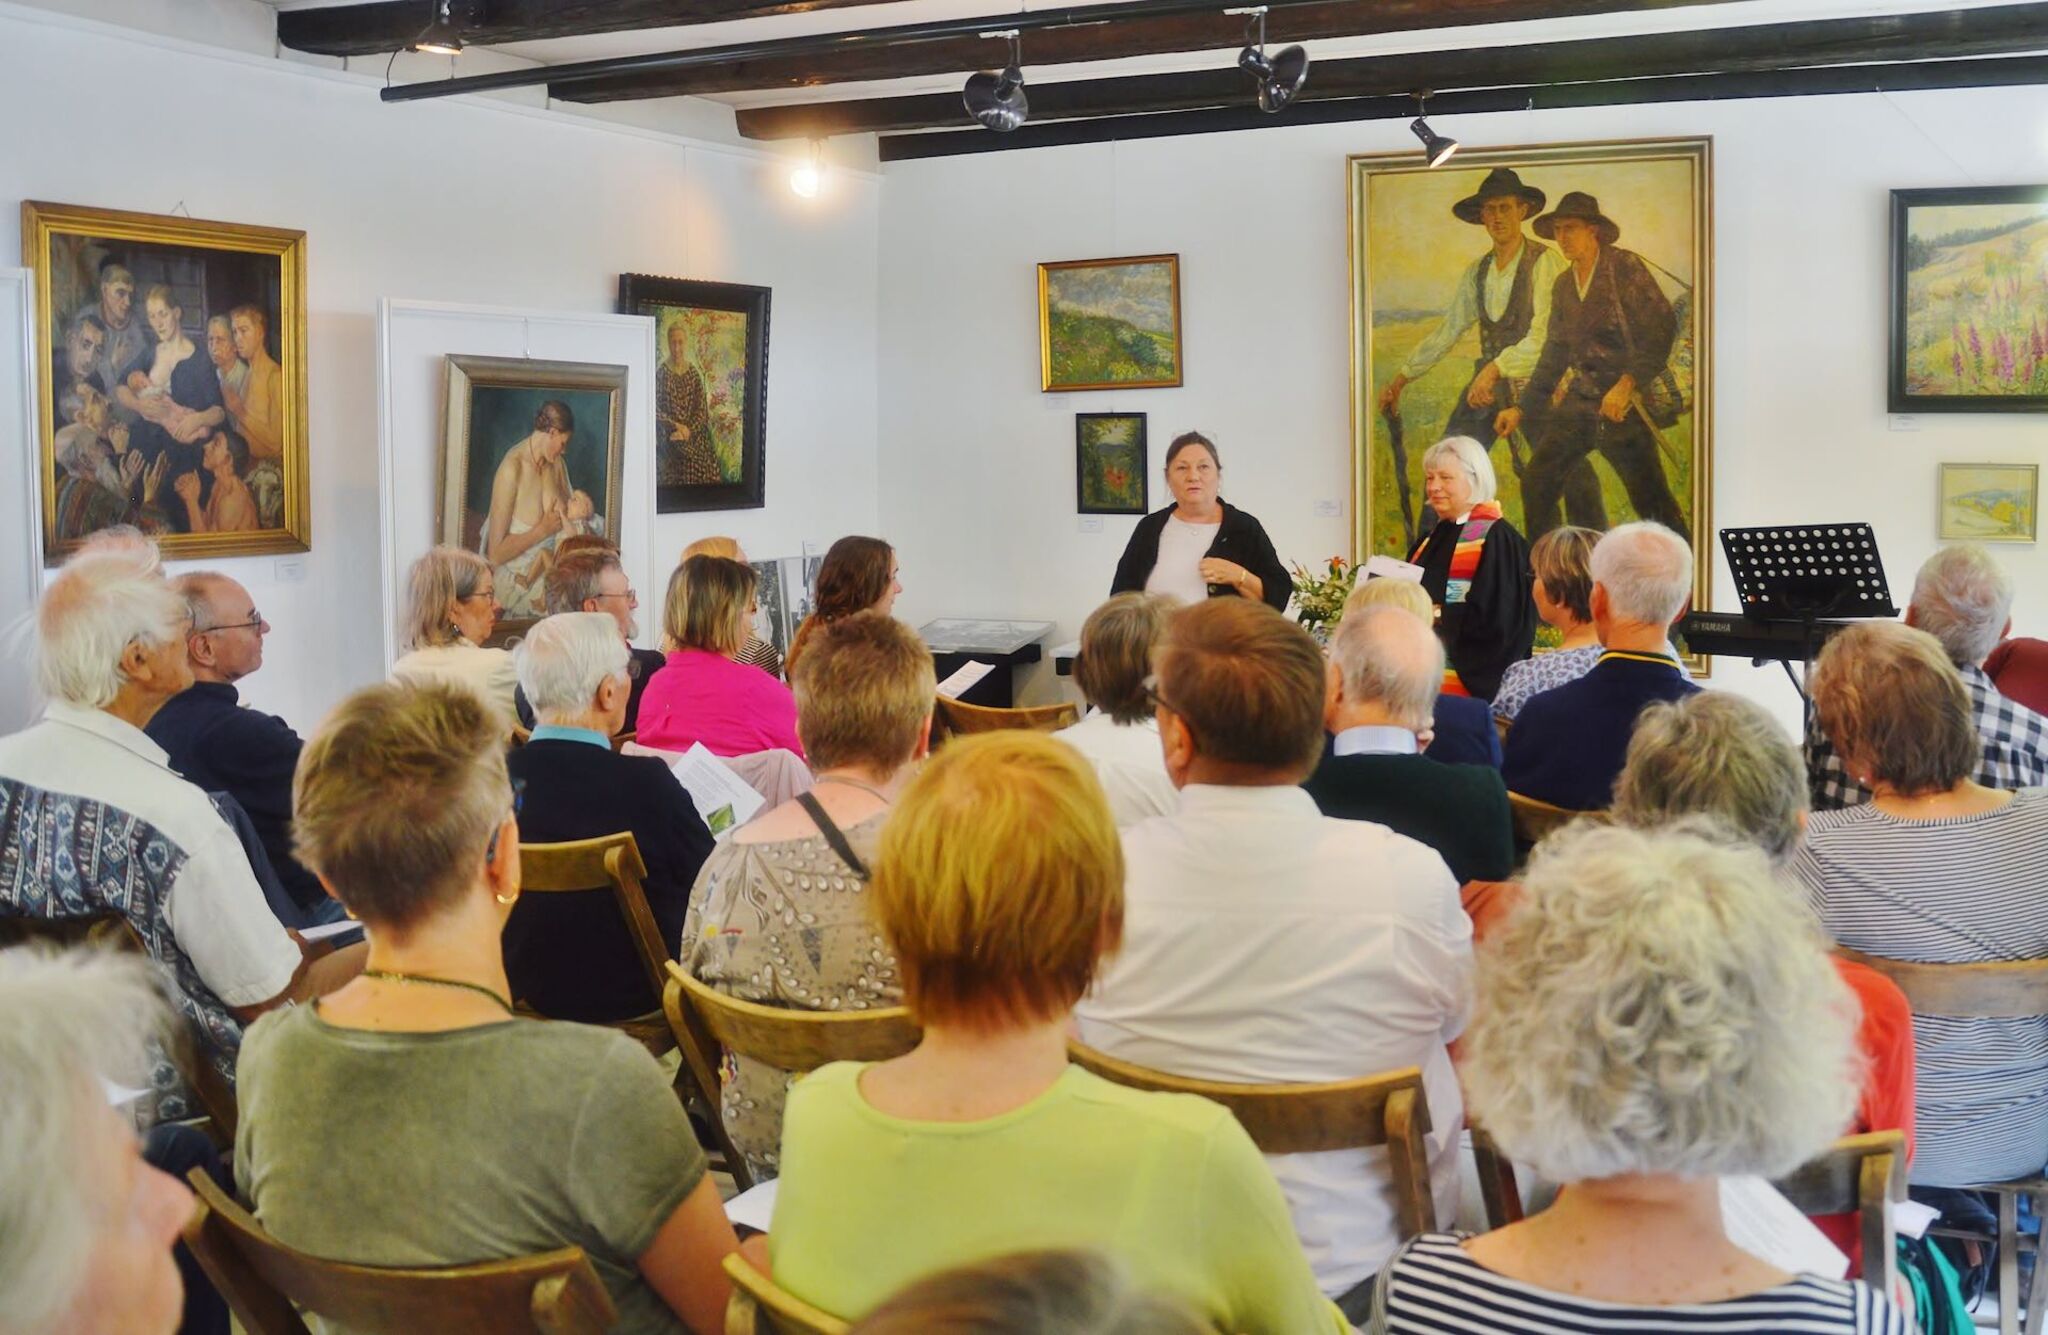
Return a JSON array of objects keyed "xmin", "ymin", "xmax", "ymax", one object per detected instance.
[
  {"xmin": 1038, "ymin": 253, "xmax": 1184, "ymax": 392},
  {"xmin": 23, "ymin": 200, "xmax": 310, "ymax": 564},
  {"xmin": 1346, "ymin": 138, "xmax": 1714, "ymax": 669}
]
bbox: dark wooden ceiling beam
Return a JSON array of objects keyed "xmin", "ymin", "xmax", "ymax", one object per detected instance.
[
  {"xmin": 279, "ymin": 0, "xmax": 907, "ymax": 58},
  {"xmin": 550, "ymin": 0, "xmax": 1752, "ymax": 102},
  {"xmin": 735, "ymin": 3, "xmax": 2048, "ymax": 139}
]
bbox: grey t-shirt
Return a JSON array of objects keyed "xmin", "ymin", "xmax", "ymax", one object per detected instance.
[{"xmin": 234, "ymin": 1005, "xmax": 705, "ymax": 1334}]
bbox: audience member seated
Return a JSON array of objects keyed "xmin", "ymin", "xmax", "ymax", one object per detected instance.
[
  {"xmin": 682, "ymin": 536, "xmax": 784, "ymax": 677},
  {"xmin": 1054, "ymin": 593, "xmax": 1178, "ymax": 827},
  {"xmin": 638, "ymin": 556, "xmax": 806, "ymax": 759},
  {"xmin": 782, "ymin": 535, "xmax": 900, "ymax": 684},
  {"xmin": 1344, "ymin": 577, "xmax": 1500, "ymax": 767},
  {"xmin": 1490, "ymin": 525, "xmax": 1601, "ymax": 724},
  {"xmin": 388, "ymin": 546, "xmax": 517, "ymax": 728},
  {"xmin": 0, "ymin": 948, "xmax": 199, "ymax": 1335},
  {"xmin": 505, "ymin": 613, "xmax": 714, "ymax": 1024},
  {"xmin": 766, "ymin": 731, "xmax": 1345, "ymax": 1332},
  {"xmin": 848, "ymin": 1250, "xmax": 1209, "ymax": 1335},
  {"xmin": 683, "ymin": 611, "xmax": 931, "ymax": 1178},
  {"xmin": 1795, "ymin": 621, "xmax": 2048, "ymax": 1189},
  {"xmin": 1501, "ymin": 521, "xmax": 1698, "ymax": 810},
  {"xmin": 1808, "ymin": 544, "xmax": 2048, "ymax": 809},
  {"xmin": 512, "ymin": 547, "xmax": 665, "ymax": 732},
  {"xmin": 1073, "ymin": 599, "xmax": 1470, "ymax": 1317},
  {"xmin": 1611, "ymin": 691, "xmax": 1915, "ymax": 1274},
  {"xmin": 1371, "ymin": 823, "xmax": 1909, "ymax": 1333},
  {"xmin": 1304, "ymin": 606, "xmax": 1513, "ymax": 884},
  {"xmin": 1985, "ymin": 635, "xmax": 2048, "ymax": 716},
  {"xmin": 0, "ymin": 549, "xmax": 357, "ymax": 1121},
  {"xmin": 236, "ymin": 680, "xmax": 738, "ymax": 1333},
  {"xmin": 147, "ymin": 571, "xmax": 342, "ymax": 926}
]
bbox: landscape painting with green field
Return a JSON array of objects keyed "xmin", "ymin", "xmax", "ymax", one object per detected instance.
[
  {"xmin": 1894, "ymin": 189, "xmax": 2048, "ymax": 410},
  {"xmin": 1040, "ymin": 255, "xmax": 1181, "ymax": 391}
]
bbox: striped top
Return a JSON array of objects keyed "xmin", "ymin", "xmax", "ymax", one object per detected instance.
[
  {"xmin": 1794, "ymin": 788, "xmax": 2048, "ymax": 1186},
  {"xmin": 1375, "ymin": 1233, "xmax": 1910, "ymax": 1333}
]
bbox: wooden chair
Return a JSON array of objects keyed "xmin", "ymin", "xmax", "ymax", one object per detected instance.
[
  {"xmin": 609, "ymin": 729, "xmax": 636, "ymax": 752},
  {"xmin": 1773, "ymin": 1129, "xmax": 1905, "ymax": 1298},
  {"xmin": 1834, "ymin": 946, "xmax": 2048, "ymax": 1335},
  {"xmin": 1468, "ymin": 1122, "xmax": 1523, "ymax": 1230},
  {"xmin": 664, "ymin": 963, "xmax": 922, "ymax": 1193},
  {"xmin": 514, "ymin": 833, "xmax": 676, "ymax": 1057},
  {"xmin": 1066, "ymin": 1043, "xmax": 1437, "ymax": 1237},
  {"xmin": 723, "ymin": 1254, "xmax": 849, "ymax": 1335},
  {"xmin": 509, "ymin": 721, "xmax": 532, "ymax": 748},
  {"xmin": 934, "ymin": 696, "xmax": 1079, "ymax": 741},
  {"xmin": 1494, "ymin": 714, "xmax": 1512, "ymax": 747},
  {"xmin": 181, "ymin": 1170, "xmax": 617, "ymax": 1335},
  {"xmin": 1506, "ymin": 791, "xmax": 1582, "ymax": 848}
]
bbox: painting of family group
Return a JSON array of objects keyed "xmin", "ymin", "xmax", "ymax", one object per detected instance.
[
  {"xmin": 1351, "ymin": 140, "xmax": 1710, "ymax": 607},
  {"xmin": 27, "ymin": 201, "xmax": 308, "ymax": 563},
  {"xmin": 1890, "ymin": 186, "xmax": 2048, "ymax": 412},
  {"xmin": 619, "ymin": 274, "xmax": 771, "ymax": 514}
]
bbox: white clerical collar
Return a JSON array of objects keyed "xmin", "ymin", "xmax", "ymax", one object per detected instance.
[{"xmin": 1333, "ymin": 725, "xmax": 1420, "ymax": 757}]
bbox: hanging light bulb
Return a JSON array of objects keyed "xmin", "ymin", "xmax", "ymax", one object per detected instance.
[
  {"xmin": 789, "ymin": 139, "xmax": 824, "ymax": 198},
  {"xmin": 963, "ymin": 33, "xmax": 1029, "ymax": 132},
  {"xmin": 413, "ymin": 0, "xmax": 464, "ymax": 55},
  {"xmin": 1409, "ymin": 93, "xmax": 1459, "ymax": 167}
]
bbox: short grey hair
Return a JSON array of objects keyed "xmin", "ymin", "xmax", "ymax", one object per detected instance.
[
  {"xmin": 1329, "ymin": 605, "xmax": 1443, "ymax": 731},
  {"xmin": 1613, "ymin": 693, "xmax": 1807, "ymax": 865},
  {"xmin": 1911, "ymin": 544, "xmax": 2013, "ymax": 667},
  {"xmin": 516, "ymin": 612, "xmax": 629, "ymax": 720},
  {"xmin": 0, "ymin": 947, "xmax": 168, "ymax": 1335},
  {"xmin": 1421, "ymin": 435, "xmax": 1497, "ymax": 505},
  {"xmin": 36, "ymin": 550, "xmax": 185, "ymax": 709},
  {"xmin": 1463, "ymin": 821, "xmax": 1859, "ymax": 1184},
  {"xmin": 1590, "ymin": 521, "xmax": 1693, "ymax": 625},
  {"xmin": 75, "ymin": 526, "xmax": 160, "ymax": 572}
]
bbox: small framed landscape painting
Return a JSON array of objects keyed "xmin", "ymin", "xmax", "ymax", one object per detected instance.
[
  {"xmin": 439, "ymin": 354, "xmax": 627, "ymax": 638},
  {"xmin": 1039, "ymin": 254, "xmax": 1182, "ymax": 392},
  {"xmin": 1890, "ymin": 186, "xmax": 2048, "ymax": 412},
  {"xmin": 1076, "ymin": 412, "xmax": 1148, "ymax": 514},
  {"xmin": 618, "ymin": 273, "xmax": 771, "ymax": 513},
  {"xmin": 1938, "ymin": 463, "xmax": 2037, "ymax": 542}
]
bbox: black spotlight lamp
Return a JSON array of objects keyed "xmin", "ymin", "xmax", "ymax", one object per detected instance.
[
  {"xmin": 1408, "ymin": 93, "xmax": 1458, "ymax": 167},
  {"xmin": 1236, "ymin": 9, "xmax": 1309, "ymax": 114},
  {"xmin": 412, "ymin": 0, "xmax": 468, "ymax": 56},
  {"xmin": 964, "ymin": 33, "xmax": 1029, "ymax": 132}
]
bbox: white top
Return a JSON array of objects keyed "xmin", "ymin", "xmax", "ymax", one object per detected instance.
[
  {"xmin": 1399, "ymin": 241, "xmax": 1569, "ymax": 383},
  {"xmin": 1333, "ymin": 725, "xmax": 1419, "ymax": 757},
  {"xmin": 390, "ymin": 643, "xmax": 519, "ymax": 728},
  {"xmin": 1145, "ymin": 516, "xmax": 1220, "ymax": 606},
  {"xmin": 1053, "ymin": 711, "xmax": 1177, "ymax": 828},
  {"xmin": 1074, "ymin": 784, "xmax": 1473, "ymax": 1296},
  {"xmin": 0, "ymin": 702, "xmax": 299, "ymax": 1007}
]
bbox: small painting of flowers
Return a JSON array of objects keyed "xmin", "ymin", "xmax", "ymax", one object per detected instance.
[
  {"xmin": 1939, "ymin": 463, "xmax": 2037, "ymax": 543},
  {"xmin": 1891, "ymin": 186, "xmax": 2048, "ymax": 412},
  {"xmin": 1076, "ymin": 412, "xmax": 1147, "ymax": 515}
]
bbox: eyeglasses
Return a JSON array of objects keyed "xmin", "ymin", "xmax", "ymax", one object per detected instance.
[
  {"xmin": 1141, "ymin": 673, "xmax": 1176, "ymax": 716},
  {"xmin": 591, "ymin": 590, "xmax": 638, "ymax": 607},
  {"xmin": 197, "ymin": 611, "xmax": 264, "ymax": 634},
  {"xmin": 485, "ymin": 776, "xmax": 527, "ymax": 862},
  {"xmin": 464, "ymin": 588, "xmax": 497, "ymax": 604}
]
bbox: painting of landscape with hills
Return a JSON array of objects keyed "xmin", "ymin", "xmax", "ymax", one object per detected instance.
[
  {"xmin": 1892, "ymin": 187, "xmax": 2048, "ymax": 410},
  {"xmin": 1039, "ymin": 254, "xmax": 1181, "ymax": 391},
  {"xmin": 1940, "ymin": 463, "xmax": 2037, "ymax": 542}
]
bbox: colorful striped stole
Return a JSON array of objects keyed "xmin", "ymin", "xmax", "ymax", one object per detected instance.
[{"xmin": 1438, "ymin": 501, "xmax": 1503, "ymax": 696}]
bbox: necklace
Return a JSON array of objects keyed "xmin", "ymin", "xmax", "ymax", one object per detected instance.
[
  {"xmin": 362, "ymin": 969, "xmax": 513, "ymax": 1013},
  {"xmin": 813, "ymin": 774, "xmax": 891, "ymax": 803}
]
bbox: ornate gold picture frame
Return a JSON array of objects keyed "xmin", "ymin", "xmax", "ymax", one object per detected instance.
[{"xmin": 1038, "ymin": 254, "xmax": 1183, "ymax": 392}]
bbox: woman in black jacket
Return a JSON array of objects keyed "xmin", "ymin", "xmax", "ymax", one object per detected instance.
[{"xmin": 1109, "ymin": 432, "xmax": 1290, "ymax": 613}]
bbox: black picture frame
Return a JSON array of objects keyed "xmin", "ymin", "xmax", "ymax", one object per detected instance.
[
  {"xmin": 617, "ymin": 273, "xmax": 771, "ymax": 511},
  {"xmin": 1889, "ymin": 185, "xmax": 2048, "ymax": 413},
  {"xmin": 1074, "ymin": 411, "xmax": 1149, "ymax": 515}
]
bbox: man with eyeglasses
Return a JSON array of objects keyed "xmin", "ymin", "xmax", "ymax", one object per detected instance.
[
  {"xmin": 146, "ymin": 572, "xmax": 345, "ymax": 925},
  {"xmin": 511, "ymin": 546, "xmax": 665, "ymax": 734}
]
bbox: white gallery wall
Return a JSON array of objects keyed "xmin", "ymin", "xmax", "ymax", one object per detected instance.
[
  {"xmin": 0, "ymin": 2, "xmax": 881, "ymax": 729},
  {"xmin": 877, "ymin": 88, "xmax": 2048, "ymax": 724}
]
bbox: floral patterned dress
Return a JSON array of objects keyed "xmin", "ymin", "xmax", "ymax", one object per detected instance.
[{"xmin": 681, "ymin": 813, "xmax": 897, "ymax": 1178}]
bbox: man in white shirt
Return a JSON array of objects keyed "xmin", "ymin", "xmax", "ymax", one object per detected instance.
[
  {"xmin": 0, "ymin": 546, "xmax": 362, "ymax": 1122},
  {"xmin": 1075, "ymin": 598, "xmax": 1473, "ymax": 1318},
  {"xmin": 1055, "ymin": 593, "xmax": 1177, "ymax": 826}
]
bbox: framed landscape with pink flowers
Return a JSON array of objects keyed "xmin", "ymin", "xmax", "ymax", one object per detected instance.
[
  {"xmin": 618, "ymin": 273, "xmax": 770, "ymax": 512},
  {"xmin": 1076, "ymin": 412, "xmax": 1147, "ymax": 515},
  {"xmin": 1890, "ymin": 186, "xmax": 2048, "ymax": 412}
]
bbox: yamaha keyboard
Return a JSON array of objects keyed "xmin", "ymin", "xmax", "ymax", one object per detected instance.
[{"xmin": 1678, "ymin": 612, "xmax": 1855, "ymax": 664}]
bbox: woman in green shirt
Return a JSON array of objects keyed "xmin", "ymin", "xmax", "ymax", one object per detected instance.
[{"xmin": 759, "ymin": 731, "xmax": 1346, "ymax": 1333}]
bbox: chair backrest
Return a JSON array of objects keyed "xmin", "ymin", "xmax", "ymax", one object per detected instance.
[
  {"xmin": 723, "ymin": 1254, "xmax": 849, "ymax": 1335},
  {"xmin": 1065, "ymin": 1042, "xmax": 1438, "ymax": 1237},
  {"xmin": 935, "ymin": 696, "xmax": 1079, "ymax": 740},
  {"xmin": 1506, "ymin": 790, "xmax": 1581, "ymax": 846},
  {"xmin": 509, "ymin": 722, "xmax": 532, "ymax": 748},
  {"xmin": 180, "ymin": 1170, "xmax": 618, "ymax": 1335},
  {"xmin": 1771, "ymin": 1129, "xmax": 1905, "ymax": 1295},
  {"xmin": 609, "ymin": 730, "xmax": 635, "ymax": 752},
  {"xmin": 1467, "ymin": 1122, "xmax": 1524, "ymax": 1230},
  {"xmin": 1834, "ymin": 947, "xmax": 2048, "ymax": 1019},
  {"xmin": 515, "ymin": 833, "xmax": 666, "ymax": 1007}
]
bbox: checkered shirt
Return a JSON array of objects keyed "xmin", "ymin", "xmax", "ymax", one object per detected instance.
[{"xmin": 1807, "ymin": 661, "xmax": 2048, "ymax": 810}]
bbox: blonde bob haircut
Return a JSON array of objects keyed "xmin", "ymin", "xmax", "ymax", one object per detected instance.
[
  {"xmin": 681, "ymin": 535, "xmax": 743, "ymax": 563},
  {"xmin": 872, "ymin": 732, "xmax": 1123, "ymax": 1031},
  {"xmin": 1075, "ymin": 593, "xmax": 1174, "ymax": 725},
  {"xmin": 662, "ymin": 555, "xmax": 755, "ymax": 657},
  {"xmin": 293, "ymin": 681, "xmax": 511, "ymax": 933},
  {"xmin": 1342, "ymin": 574, "xmax": 1432, "ymax": 623},
  {"xmin": 402, "ymin": 546, "xmax": 492, "ymax": 651},
  {"xmin": 1463, "ymin": 821, "xmax": 1860, "ymax": 1184},
  {"xmin": 1811, "ymin": 620, "xmax": 1979, "ymax": 797},
  {"xmin": 791, "ymin": 611, "xmax": 936, "ymax": 774}
]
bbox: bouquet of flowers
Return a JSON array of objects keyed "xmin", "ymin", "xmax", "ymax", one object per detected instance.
[{"xmin": 1290, "ymin": 555, "xmax": 1356, "ymax": 637}]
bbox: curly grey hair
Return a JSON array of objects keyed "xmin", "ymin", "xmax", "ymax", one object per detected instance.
[
  {"xmin": 1462, "ymin": 821, "xmax": 1860, "ymax": 1184},
  {"xmin": 1612, "ymin": 693, "xmax": 1807, "ymax": 864},
  {"xmin": 1911, "ymin": 543, "xmax": 2013, "ymax": 667}
]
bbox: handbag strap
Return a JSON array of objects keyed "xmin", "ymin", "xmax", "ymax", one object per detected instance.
[{"xmin": 795, "ymin": 790, "xmax": 871, "ymax": 880}]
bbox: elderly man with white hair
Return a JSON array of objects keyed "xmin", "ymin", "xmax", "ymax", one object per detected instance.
[
  {"xmin": 1808, "ymin": 542, "xmax": 2048, "ymax": 809},
  {"xmin": 0, "ymin": 549, "xmax": 360, "ymax": 1122},
  {"xmin": 1303, "ymin": 605, "xmax": 1513, "ymax": 883},
  {"xmin": 1404, "ymin": 435, "xmax": 1535, "ymax": 702},
  {"xmin": 504, "ymin": 612, "xmax": 713, "ymax": 1023},
  {"xmin": 1501, "ymin": 520, "xmax": 1698, "ymax": 810}
]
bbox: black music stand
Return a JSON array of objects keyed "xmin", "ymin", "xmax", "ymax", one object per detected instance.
[{"xmin": 1719, "ymin": 523, "xmax": 1897, "ymax": 725}]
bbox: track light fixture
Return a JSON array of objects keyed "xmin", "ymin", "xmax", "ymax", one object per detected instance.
[
  {"xmin": 789, "ymin": 139, "xmax": 824, "ymax": 198},
  {"xmin": 1235, "ymin": 8, "xmax": 1309, "ymax": 115},
  {"xmin": 1409, "ymin": 93, "xmax": 1459, "ymax": 167},
  {"xmin": 963, "ymin": 32, "xmax": 1029, "ymax": 132},
  {"xmin": 412, "ymin": 0, "xmax": 467, "ymax": 56}
]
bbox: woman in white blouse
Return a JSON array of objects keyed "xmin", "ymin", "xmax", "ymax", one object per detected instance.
[
  {"xmin": 389, "ymin": 547, "xmax": 518, "ymax": 728},
  {"xmin": 1108, "ymin": 433, "xmax": 1289, "ymax": 612}
]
